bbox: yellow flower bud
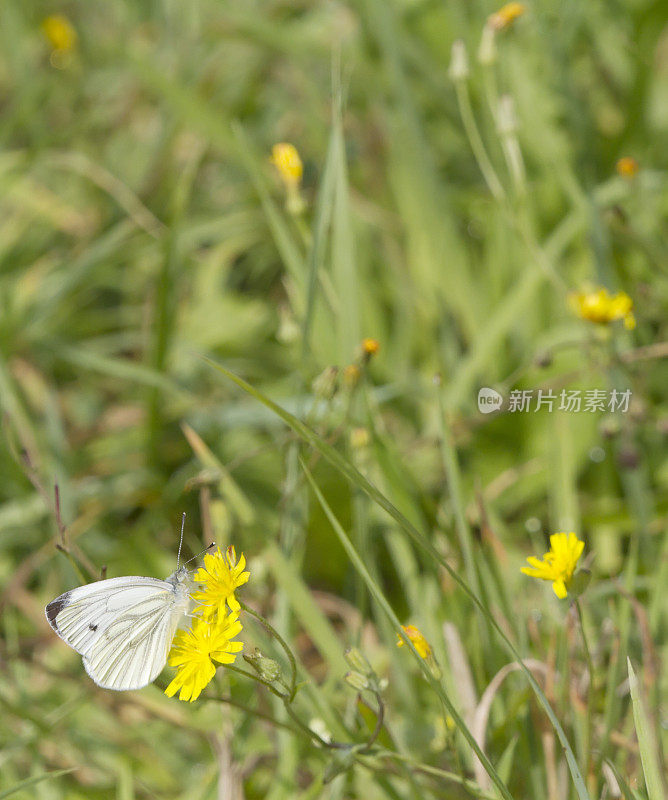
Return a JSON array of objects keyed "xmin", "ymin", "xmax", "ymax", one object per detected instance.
[
  {"xmin": 42, "ymin": 14, "xmax": 77, "ymax": 53},
  {"xmin": 397, "ymin": 625, "xmax": 432, "ymax": 659},
  {"xmin": 488, "ymin": 3, "xmax": 526, "ymax": 31},
  {"xmin": 616, "ymin": 156, "xmax": 639, "ymax": 179},
  {"xmin": 270, "ymin": 143, "xmax": 303, "ymax": 187},
  {"xmin": 361, "ymin": 338, "xmax": 380, "ymax": 357},
  {"xmin": 521, "ymin": 532, "xmax": 585, "ymax": 599}
]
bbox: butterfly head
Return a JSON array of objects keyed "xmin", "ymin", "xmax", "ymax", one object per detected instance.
[{"xmin": 169, "ymin": 565, "xmax": 190, "ymax": 586}]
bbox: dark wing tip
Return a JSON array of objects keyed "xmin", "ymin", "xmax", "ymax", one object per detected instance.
[{"xmin": 45, "ymin": 593, "xmax": 70, "ymax": 631}]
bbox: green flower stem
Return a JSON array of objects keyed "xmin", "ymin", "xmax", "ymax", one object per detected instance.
[
  {"xmin": 279, "ymin": 697, "xmax": 349, "ymax": 751},
  {"xmin": 575, "ymin": 598, "xmax": 595, "ymax": 788},
  {"xmin": 223, "ymin": 663, "xmax": 345, "ymax": 751},
  {"xmin": 54, "ymin": 543, "xmax": 89, "ymax": 584},
  {"xmin": 239, "ymin": 599, "xmax": 298, "ymax": 699},
  {"xmin": 208, "ymin": 693, "xmax": 303, "ymax": 738},
  {"xmin": 224, "ymin": 648, "xmax": 385, "ymax": 756},
  {"xmin": 481, "ymin": 62, "xmax": 500, "ymax": 128},
  {"xmin": 360, "ymin": 692, "xmax": 385, "ymax": 752},
  {"xmin": 452, "ymin": 72, "xmax": 566, "ymax": 294},
  {"xmin": 453, "ymin": 78, "xmax": 505, "ymax": 202},
  {"xmin": 223, "ymin": 663, "xmax": 286, "ymax": 699},
  {"xmin": 574, "ymin": 600, "xmax": 595, "ymax": 694}
]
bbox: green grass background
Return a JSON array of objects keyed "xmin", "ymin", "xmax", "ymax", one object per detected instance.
[{"xmin": 0, "ymin": 0, "xmax": 666, "ymax": 798}]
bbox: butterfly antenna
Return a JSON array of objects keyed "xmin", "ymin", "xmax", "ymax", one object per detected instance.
[
  {"xmin": 177, "ymin": 512, "xmax": 186, "ymax": 569},
  {"xmin": 184, "ymin": 542, "xmax": 216, "ymax": 567}
]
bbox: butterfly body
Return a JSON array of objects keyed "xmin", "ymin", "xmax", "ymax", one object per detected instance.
[{"xmin": 45, "ymin": 567, "xmax": 192, "ymax": 691}]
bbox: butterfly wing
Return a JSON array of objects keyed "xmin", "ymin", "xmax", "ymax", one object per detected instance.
[{"xmin": 46, "ymin": 576, "xmax": 188, "ymax": 691}]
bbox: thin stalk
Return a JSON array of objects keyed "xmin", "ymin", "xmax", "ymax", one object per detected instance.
[
  {"xmin": 436, "ymin": 381, "xmax": 485, "ymax": 608},
  {"xmin": 207, "ymin": 694, "xmax": 302, "ymax": 737},
  {"xmin": 239, "ymin": 599, "xmax": 298, "ymax": 699},
  {"xmin": 453, "ymin": 79, "xmax": 505, "ymax": 201},
  {"xmin": 280, "ymin": 699, "xmax": 347, "ymax": 750},
  {"xmin": 359, "ymin": 692, "xmax": 385, "ymax": 753},
  {"xmin": 223, "ymin": 664, "xmax": 285, "ymax": 698},
  {"xmin": 575, "ymin": 599, "xmax": 595, "ymax": 793}
]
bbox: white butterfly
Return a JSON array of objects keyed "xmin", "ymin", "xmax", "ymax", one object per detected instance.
[{"xmin": 45, "ymin": 520, "xmax": 209, "ymax": 691}]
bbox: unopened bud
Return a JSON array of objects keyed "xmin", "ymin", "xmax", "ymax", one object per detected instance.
[
  {"xmin": 243, "ymin": 649, "xmax": 282, "ymax": 683},
  {"xmin": 312, "ymin": 366, "xmax": 340, "ymax": 400},
  {"xmin": 449, "ymin": 40, "xmax": 470, "ymax": 82},
  {"xmin": 309, "ymin": 718, "xmax": 332, "ymax": 744},
  {"xmin": 344, "ymin": 647, "xmax": 372, "ymax": 675},
  {"xmin": 534, "ymin": 350, "xmax": 552, "ymax": 369},
  {"xmin": 344, "ymin": 670, "xmax": 369, "ymax": 691},
  {"xmin": 478, "ymin": 23, "xmax": 497, "ymax": 66},
  {"xmin": 360, "ymin": 338, "xmax": 380, "ymax": 358},
  {"xmin": 599, "ymin": 415, "xmax": 621, "ymax": 439}
]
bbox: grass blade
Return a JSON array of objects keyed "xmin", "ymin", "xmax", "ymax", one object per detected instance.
[
  {"xmin": 627, "ymin": 659, "xmax": 666, "ymax": 800},
  {"xmin": 0, "ymin": 770, "xmax": 75, "ymax": 799}
]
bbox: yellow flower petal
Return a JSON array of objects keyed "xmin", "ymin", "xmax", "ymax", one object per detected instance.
[
  {"xmin": 616, "ymin": 157, "xmax": 639, "ymax": 179},
  {"xmin": 521, "ymin": 532, "xmax": 585, "ymax": 599},
  {"xmin": 397, "ymin": 625, "xmax": 432, "ymax": 659},
  {"xmin": 569, "ymin": 287, "xmax": 635, "ymax": 327},
  {"xmin": 42, "ymin": 14, "xmax": 77, "ymax": 53},
  {"xmin": 270, "ymin": 143, "xmax": 303, "ymax": 186},
  {"xmin": 164, "ymin": 609, "xmax": 244, "ymax": 702},
  {"xmin": 552, "ymin": 579, "xmax": 568, "ymax": 599},
  {"xmin": 192, "ymin": 546, "xmax": 250, "ymax": 615},
  {"xmin": 489, "ymin": 2, "xmax": 526, "ymax": 30}
]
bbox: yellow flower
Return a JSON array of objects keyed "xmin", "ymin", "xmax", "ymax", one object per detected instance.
[
  {"xmin": 270, "ymin": 143, "xmax": 303, "ymax": 187},
  {"xmin": 361, "ymin": 338, "xmax": 380, "ymax": 357},
  {"xmin": 42, "ymin": 14, "xmax": 77, "ymax": 53},
  {"xmin": 569, "ymin": 287, "xmax": 636, "ymax": 330},
  {"xmin": 521, "ymin": 532, "xmax": 585, "ymax": 599},
  {"xmin": 165, "ymin": 610, "xmax": 243, "ymax": 702},
  {"xmin": 489, "ymin": 2, "xmax": 526, "ymax": 31},
  {"xmin": 616, "ymin": 157, "xmax": 639, "ymax": 179},
  {"xmin": 192, "ymin": 546, "xmax": 250, "ymax": 615},
  {"xmin": 397, "ymin": 625, "xmax": 432, "ymax": 659}
]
